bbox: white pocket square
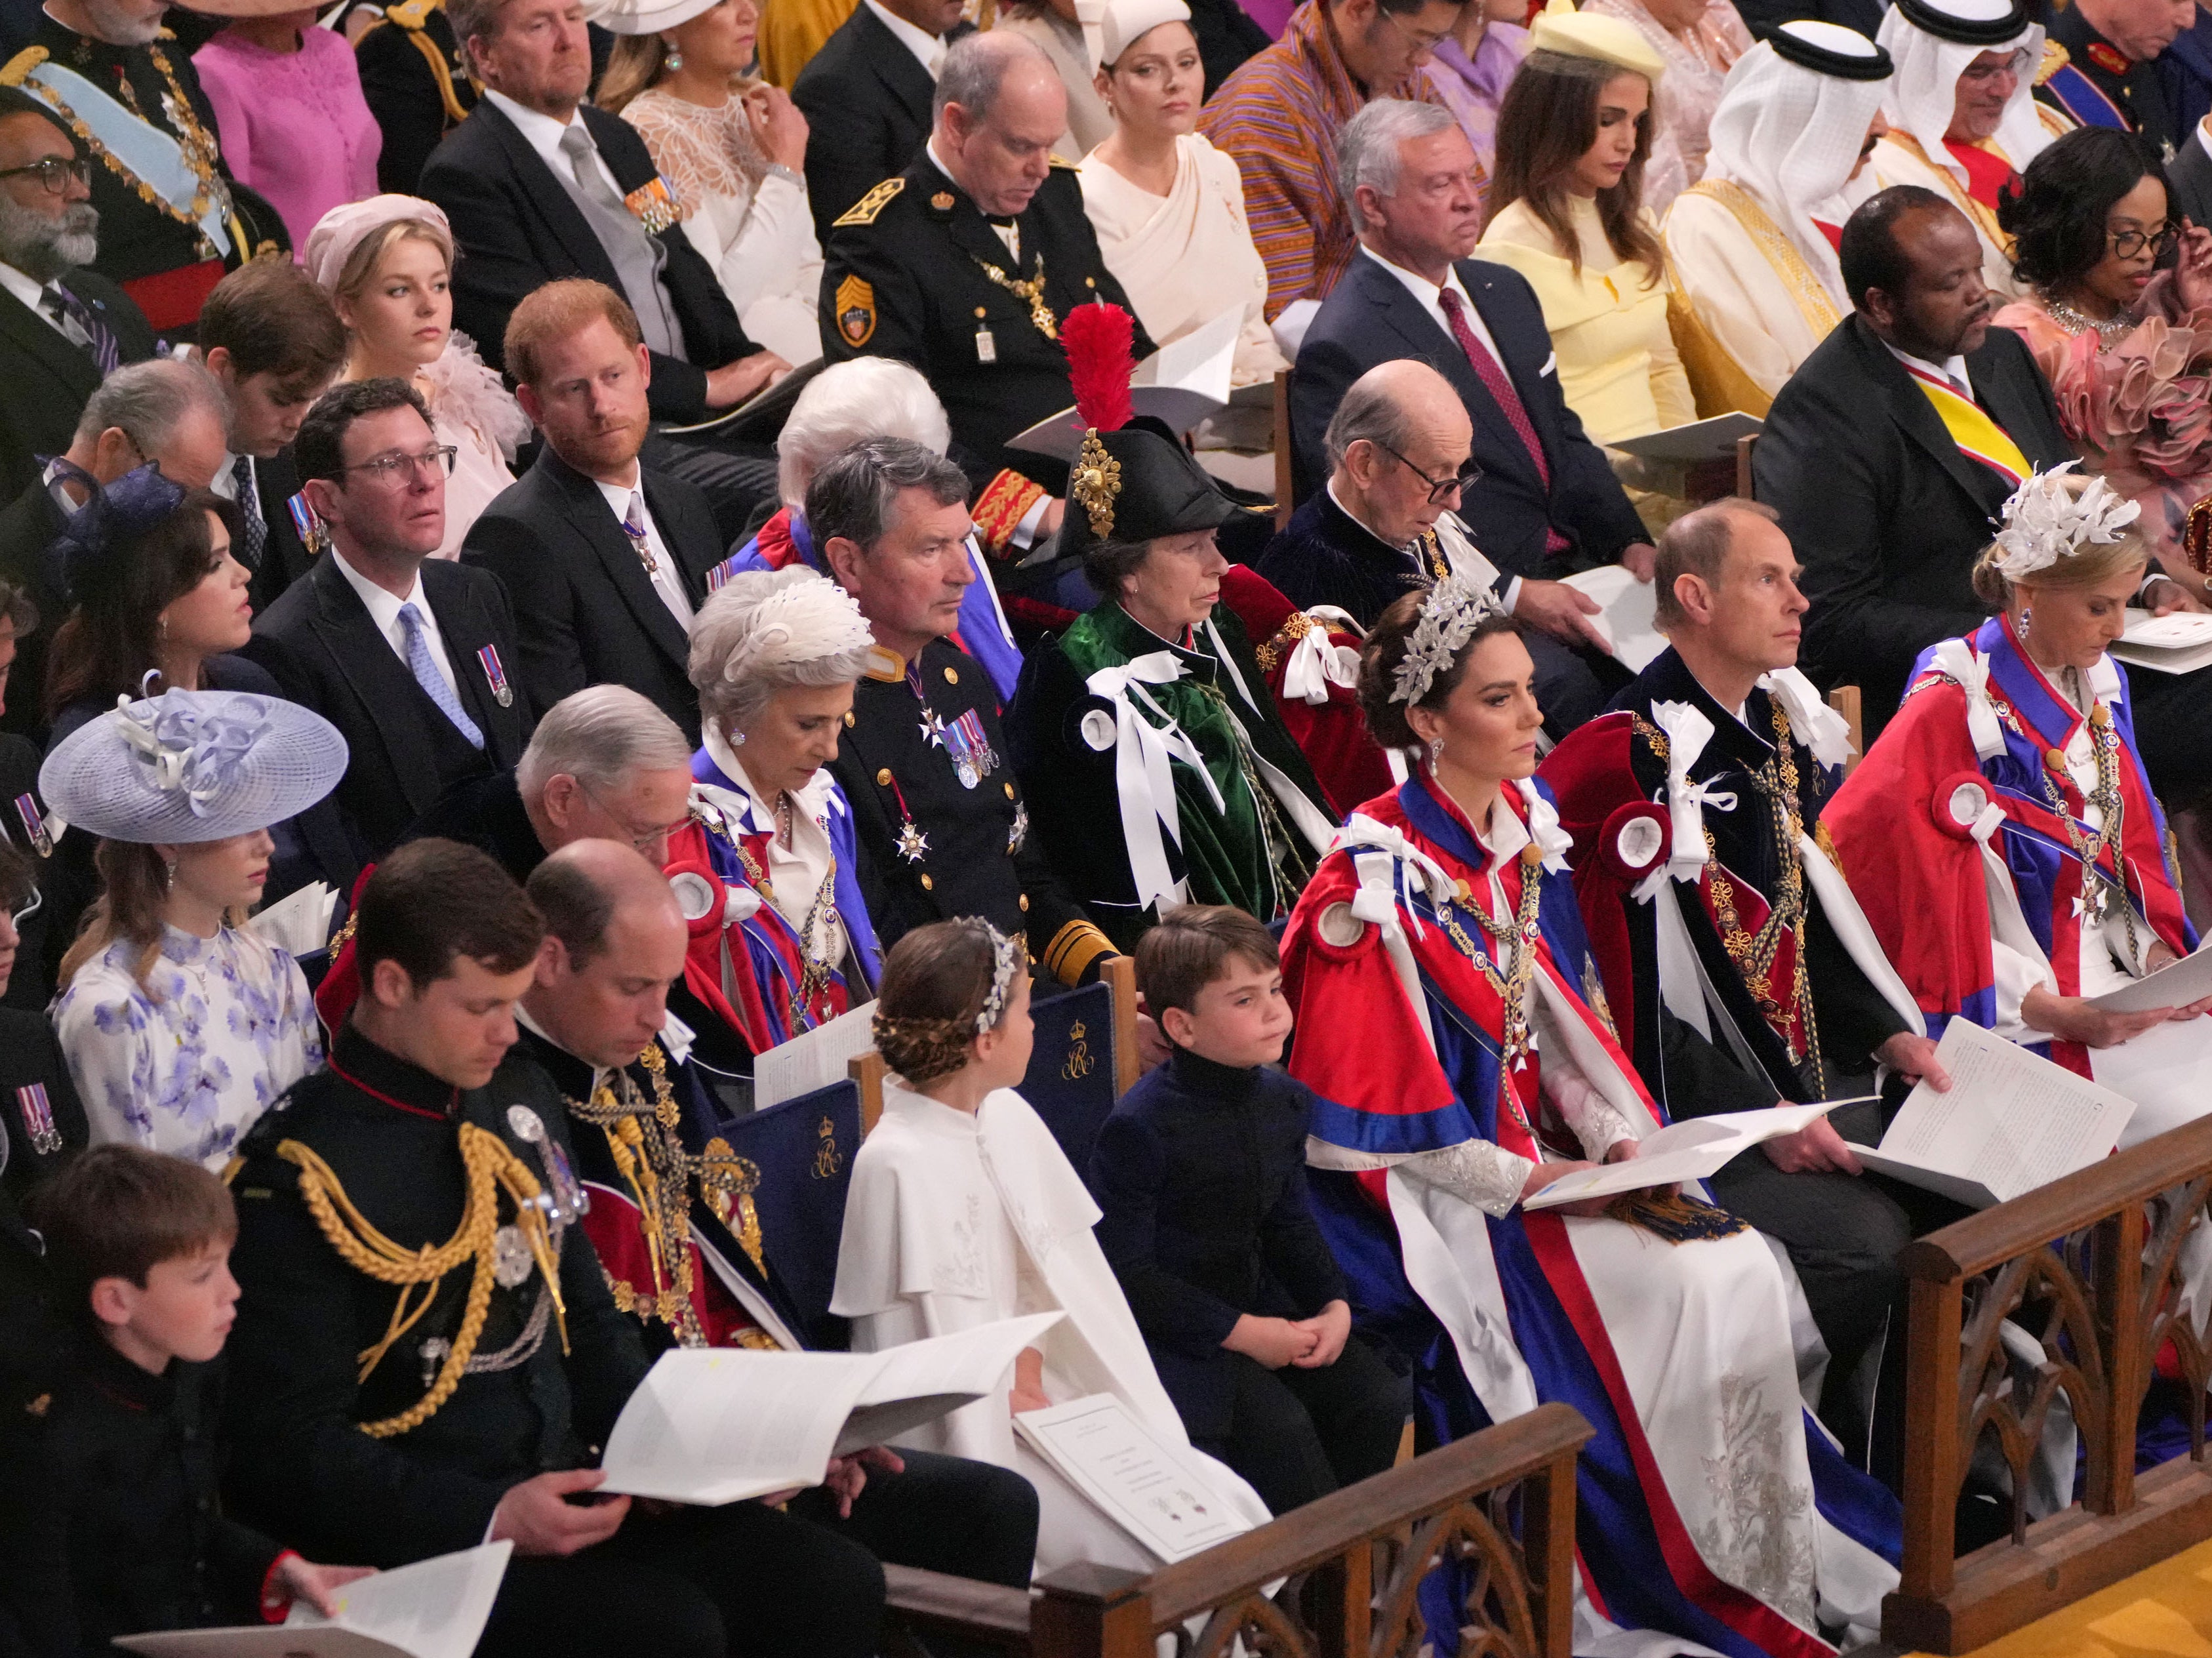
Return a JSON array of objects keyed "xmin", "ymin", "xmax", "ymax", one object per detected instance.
[{"xmin": 1540, "ymin": 352, "xmax": 1558, "ymax": 376}]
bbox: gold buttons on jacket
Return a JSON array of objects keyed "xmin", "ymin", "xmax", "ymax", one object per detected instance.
[
  {"xmin": 944, "ymin": 666, "xmax": 959, "ymax": 685},
  {"xmin": 876, "ymin": 769, "xmax": 892, "ymax": 786},
  {"xmin": 1019, "ymin": 894, "xmax": 1030, "ymax": 912},
  {"xmin": 921, "ymin": 874, "xmax": 935, "ymax": 890},
  {"xmin": 843, "ymin": 712, "xmax": 856, "ymax": 727},
  {"xmin": 1003, "ymin": 782, "xmax": 1015, "ymax": 798}
]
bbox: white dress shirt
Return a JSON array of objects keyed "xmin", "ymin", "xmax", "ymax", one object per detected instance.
[
  {"xmin": 331, "ymin": 549, "xmax": 460, "ymax": 697},
  {"xmin": 866, "ymin": 0, "xmax": 946, "ymax": 75},
  {"xmin": 0, "ymin": 262, "xmax": 68, "ymax": 341},
  {"xmin": 1361, "ymin": 245, "xmax": 1507, "ymax": 365},
  {"xmin": 483, "ymin": 88, "xmax": 626, "ymax": 203},
  {"xmin": 1881, "ymin": 338, "xmax": 1973, "ymax": 396},
  {"xmin": 592, "ymin": 473, "xmax": 694, "ymax": 627}
]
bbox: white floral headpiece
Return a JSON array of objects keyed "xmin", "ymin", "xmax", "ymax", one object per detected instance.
[
  {"xmin": 1390, "ymin": 569, "xmax": 1508, "ymax": 707},
  {"xmin": 1990, "ymin": 463, "xmax": 2140, "ymax": 582},
  {"xmin": 969, "ymin": 918, "xmax": 1024, "ymax": 1034}
]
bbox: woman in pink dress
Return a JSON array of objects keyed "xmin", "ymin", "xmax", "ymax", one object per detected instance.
[
  {"xmin": 193, "ymin": 6, "xmax": 380, "ymax": 253},
  {"xmin": 1994, "ymin": 127, "xmax": 2212, "ymax": 600},
  {"xmin": 1579, "ymin": 0, "xmax": 1751, "ymax": 214},
  {"xmin": 302, "ymin": 196, "xmax": 529, "ymax": 561}
]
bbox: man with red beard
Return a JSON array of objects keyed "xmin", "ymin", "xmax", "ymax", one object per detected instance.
[{"xmin": 462, "ymin": 280, "xmax": 725, "ymax": 744}]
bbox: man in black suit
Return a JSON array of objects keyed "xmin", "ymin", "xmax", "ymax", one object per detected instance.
[
  {"xmin": 419, "ymin": 0, "xmax": 786, "ymax": 539},
  {"xmin": 1754, "ymin": 186, "xmax": 2073, "ymax": 736},
  {"xmin": 464, "ymin": 281, "xmax": 716, "ymax": 742},
  {"xmin": 1290, "ymin": 98, "xmax": 1655, "ymax": 733},
  {"xmin": 791, "ymin": 0, "xmax": 968, "ymax": 236},
  {"xmin": 0, "ymin": 89, "xmax": 155, "ymax": 504},
  {"xmin": 1754, "ymin": 182, "xmax": 2212, "ymax": 818},
  {"xmin": 0, "ymin": 358, "xmax": 228, "ymax": 744},
  {"xmin": 2167, "ymin": 107, "xmax": 2212, "ymax": 225},
  {"xmin": 245, "ymin": 379, "xmax": 530, "ymax": 863},
  {"xmin": 820, "ymin": 31, "xmax": 1150, "ymax": 545},
  {"xmin": 197, "ymin": 259, "xmax": 349, "ymax": 615}
]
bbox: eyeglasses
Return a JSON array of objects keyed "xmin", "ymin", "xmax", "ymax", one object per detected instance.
[
  {"xmin": 576, "ymin": 778, "xmax": 691, "ymax": 856},
  {"xmin": 1375, "ymin": 6, "xmax": 1449, "ymax": 54},
  {"xmin": 2110, "ymin": 223, "xmax": 2181, "ymax": 260},
  {"xmin": 1380, "ymin": 443, "xmax": 1483, "ymax": 505},
  {"xmin": 1958, "ymin": 48, "xmax": 2032, "ymax": 82},
  {"xmin": 0, "ymin": 157, "xmax": 91, "ymax": 195},
  {"xmin": 340, "ymin": 444, "xmax": 458, "ymax": 486},
  {"xmin": 6, "ymin": 886, "xmax": 40, "ymax": 928}
]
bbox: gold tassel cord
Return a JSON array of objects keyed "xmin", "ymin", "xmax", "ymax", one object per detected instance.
[{"xmin": 277, "ymin": 1125, "xmax": 567, "ymax": 1439}]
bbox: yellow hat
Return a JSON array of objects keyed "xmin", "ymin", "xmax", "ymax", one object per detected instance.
[{"xmin": 1529, "ymin": 0, "xmax": 1666, "ymax": 83}]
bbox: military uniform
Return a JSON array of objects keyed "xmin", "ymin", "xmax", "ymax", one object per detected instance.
[
  {"xmin": 819, "ymin": 151, "xmax": 1154, "ymax": 535},
  {"xmin": 2039, "ymin": 8, "xmax": 2177, "ymax": 154},
  {"xmin": 223, "ymin": 1022, "xmax": 893, "ymax": 1658},
  {"xmin": 354, "ymin": 0, "xmax": 477, "ymax": 195},
  {"xmin": 2, "ymin": 20, "xmax": 288, "ymax": 334},
  {"xmin": 832, "ymin": 637, "xmax": 1117, "ymax": 984}
]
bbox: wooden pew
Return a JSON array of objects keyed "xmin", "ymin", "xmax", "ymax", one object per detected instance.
[
  {"xmin": 883, "ymin": 1400, "xmax": 1593, "ymax": 1658},
  {"xmin": 1884, "ymin": 1114, "xmax": 2212, "ymax": 1653}
]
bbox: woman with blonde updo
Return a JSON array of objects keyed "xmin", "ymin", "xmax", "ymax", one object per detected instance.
[
  {"xmin": 303, "ymin": 197, "xmax": 530, "ymax": 560},
  {"xmin": 659, "ymin": 567, "xmax": 881, "ymax": 1057},
  {"xmin": 1827, "ymin": 468, "xmax": 2212, "ymax": 1142},
  {"xmin": 831, "ymin": 918, "xmax": 1272, "ymax": 1577}
]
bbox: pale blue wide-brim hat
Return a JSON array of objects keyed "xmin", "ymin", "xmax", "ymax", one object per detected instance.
[{"xmin": 40, "ymin": 689, "xmax": 349, "ymax": 845}]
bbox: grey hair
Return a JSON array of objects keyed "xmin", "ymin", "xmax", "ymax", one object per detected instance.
[
  {"xmin": 688, "ymin": 567, "xmax": 876, "ymax": 738},
  {"xmin": 934, "ymin": 28, "xmax": 1052, "ymax": 124},
  {"xmin": 805, "ymin": 436, "xmax": 970, "ymax": 556},
  {"xmin": 516, "ymin": 684, "xmax": 693, "ymax": 802},
  {"xmin": 777, "ymin": 359, "xmax": 952, "ymax": 508},
  {"xmin": 1321, "ymin": 369, "xmax": 1420, "ymax": 474},
  {"xmin": 1337, "ymin": 98, "xmax": 1458, "ymax": 212},
  {"xmin": 72, "ymin": 357, "xmax": 228, "ymax": 451}
]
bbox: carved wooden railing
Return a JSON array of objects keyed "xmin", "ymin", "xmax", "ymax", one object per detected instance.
[
  {"xmin": 885, "ymin": 1400, "xmax": 1593, "ymax": 1658},
  {"xmin": 1885, "ymin": 1114, "xmax": 2212, "ymax": 1653}
]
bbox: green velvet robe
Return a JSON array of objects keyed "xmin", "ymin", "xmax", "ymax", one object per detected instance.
[{"xmin": 1007, "ymin": 600, "xmax": 1340, "ymax": 951}]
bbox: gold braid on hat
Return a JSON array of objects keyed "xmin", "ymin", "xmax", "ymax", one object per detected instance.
[{"xmin": 277, "ymin": 1124, "xmax": 567, "ymax": 1438}]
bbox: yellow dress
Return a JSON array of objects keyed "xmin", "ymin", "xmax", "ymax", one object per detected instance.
[
  {"xmin": 1476, "ymin": 195, "xmax": 1695, "ymax": 445},
  {"xmin": 757, "ymin": 0, "xmax": 857, "ymax": 88}
]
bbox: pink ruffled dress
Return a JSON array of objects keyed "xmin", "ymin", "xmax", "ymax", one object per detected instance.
[
  {"xmin": 1995, "ymin": 273, "xmax": 2212, "ymax": 573},
  {"xmin": 414, "ymin": 333, "xmax": 532, "ymax": 560}
]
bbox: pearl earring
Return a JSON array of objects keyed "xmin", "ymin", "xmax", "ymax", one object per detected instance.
[
  {"xmin": 666, "ymin": 45, "xmax": 683, "ymax": 68},
  {"xmin": 1428, "ymin": 737, "xmax": 1444, "ymax": 770}
]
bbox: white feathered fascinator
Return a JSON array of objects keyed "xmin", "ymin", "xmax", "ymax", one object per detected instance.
[
  {"xmin": 1990, "ymin": 462, "xmax": 2141, "ymax": 583},
  {"xmin": 694, "ymin": 567, "xmax": 876, "ymax": 695},
  {"xmin": 1390, "ymin": 567, "xmax": 1510, "ymax": 707}
]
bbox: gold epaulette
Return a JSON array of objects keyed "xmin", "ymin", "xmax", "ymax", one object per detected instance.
[
  {"xmin": 0, "ymin": 46, "xmax": 47, "ymax": 87},
  {"xmin": 833, "ymin": 176, "xmax": 904, "ymax": 227},
  {"xmin": 2036, "ymin": 39, "xmax": 2070, "ymax": 85},
  {"xmin": 155, "ymin": 25, "xmax": 174, "ymax": 37},
  {"xmin": 1048, "ymin": 153, "xmax": 1079, "ymax": 169},
  {"xmin": 386, "ymin": 0, "xmax": 437, "ymax": 28}
]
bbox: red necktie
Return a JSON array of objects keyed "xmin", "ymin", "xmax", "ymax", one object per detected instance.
[{"xmin": 1438, "ymin": 286, "xmax": 1570, "ymax": 556}]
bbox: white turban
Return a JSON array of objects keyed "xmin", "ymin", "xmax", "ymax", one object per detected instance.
[
  {"xmin": 1878, "ymin": 0, "xmax": 2051, "ymax": 189},
  {"xmin": 1704, "ymin": 23, "xmax": 1893, "ymax": 304}
]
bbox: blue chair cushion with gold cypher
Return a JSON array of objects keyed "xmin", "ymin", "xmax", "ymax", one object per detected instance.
[
  {"xmin": 716, "ymin": 1078, "xmax": 862, "ymax": 1350},
  {"xmin": 1019, "ymin": 980, "xmax": 1117, "ymax": 1194}
]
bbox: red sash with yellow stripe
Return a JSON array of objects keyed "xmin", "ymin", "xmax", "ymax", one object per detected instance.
[{"xmin": 1902, "ymin": 363, "xmax": 2032, "ymax": 487}]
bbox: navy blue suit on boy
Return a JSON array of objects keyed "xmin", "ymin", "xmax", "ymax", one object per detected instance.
[{"xmin": 1090, "ymin": 1047, "xmax": 1407, "ymax": 1515}]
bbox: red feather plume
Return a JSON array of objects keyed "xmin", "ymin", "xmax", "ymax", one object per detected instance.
[{"xmin": 1062, "ymin": 301, "xmax": 1135, "ymax": 432}]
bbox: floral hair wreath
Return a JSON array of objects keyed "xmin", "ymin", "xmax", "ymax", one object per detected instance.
[
  {"xmin": 1990, "ymin": 462, "xmax": 2140, "ymax": 582},
  {"xmin": 1389, "ymin": 568, "xmax": 1510, "ymax": 708},
  {"xmin": 869, "ymin": 920, "xmax": 1026, "ymax": 1084}
]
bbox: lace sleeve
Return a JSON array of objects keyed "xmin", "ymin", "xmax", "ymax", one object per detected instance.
[
  {"xmin": 1543, "ymin": 1064, "xmax": 1639, "ymax": 1162},
  {"xmin": 1398, "ymin": 1140, "xmax": 1536, "ymax": 1217}
]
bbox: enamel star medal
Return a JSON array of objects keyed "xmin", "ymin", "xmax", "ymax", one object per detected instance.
[
  {"xmin": 918, "ymin": 709, "xmax": 948, "ymax": 748},
  {"xmin": 896, "ymin": 820, "xmax": 931, "ymax": 863}
]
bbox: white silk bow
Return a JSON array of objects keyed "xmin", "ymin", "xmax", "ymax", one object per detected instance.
[
  {"xmin": 1637, "ymin": 700, "xmax": 1737, "ymax": 900},
  {"xmin": 1084, "ymin": 652, "xmax": 1226, "ymax": 918},
  {"xmin": 1281, "ymin": 610, "xmax": 1362, "ymax": 706},
  {"xmin": 1758, "ymin": 666, "xmax": 1854, "ymax": 771},
  {"xmin": 1931, "ymin": 639, "xmax": 2007, "ymax": 761}
]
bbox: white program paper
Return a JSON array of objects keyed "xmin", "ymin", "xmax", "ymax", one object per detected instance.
[
  {"xmin": 2113, "ymin": 609, "xmax": 2212, "ymax": 674},
  {"xmin": 249, "ymin": 880, "xmax": 337, "ymax": 957},
  {"xmin": 2085, "ymin": 1015, "xmax": 2212, "ymax": 1149},
  {"xmin": 115, "ymin": 1543, "xmax": 513, "ymax": 1658},
  {"xmin": 1845, "ymin": 1019, "xmax": 2135, "ymax": 1208},
  {"xmin": 752, "ymin": 998, "xmax": 878, "ymax": 1111},
  {"xmin": 598, "ymin": 1312, "xmax": 1064, "ymax": 1503},
  {"xmin": 1561, "ymin": 565, "xmax": 1665, "ymax": 672},
  {"xmin": 2087, "ymin": 942, "xmax": 2212, "ymax": 1013},
  {"xmin": 1015, "ymin": 1394, "xmax": 1253, "ymax": 1564},
  {"xmin": 1520, "ymin": 1099, "xmax": 1856, "ymax": 1209}
]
